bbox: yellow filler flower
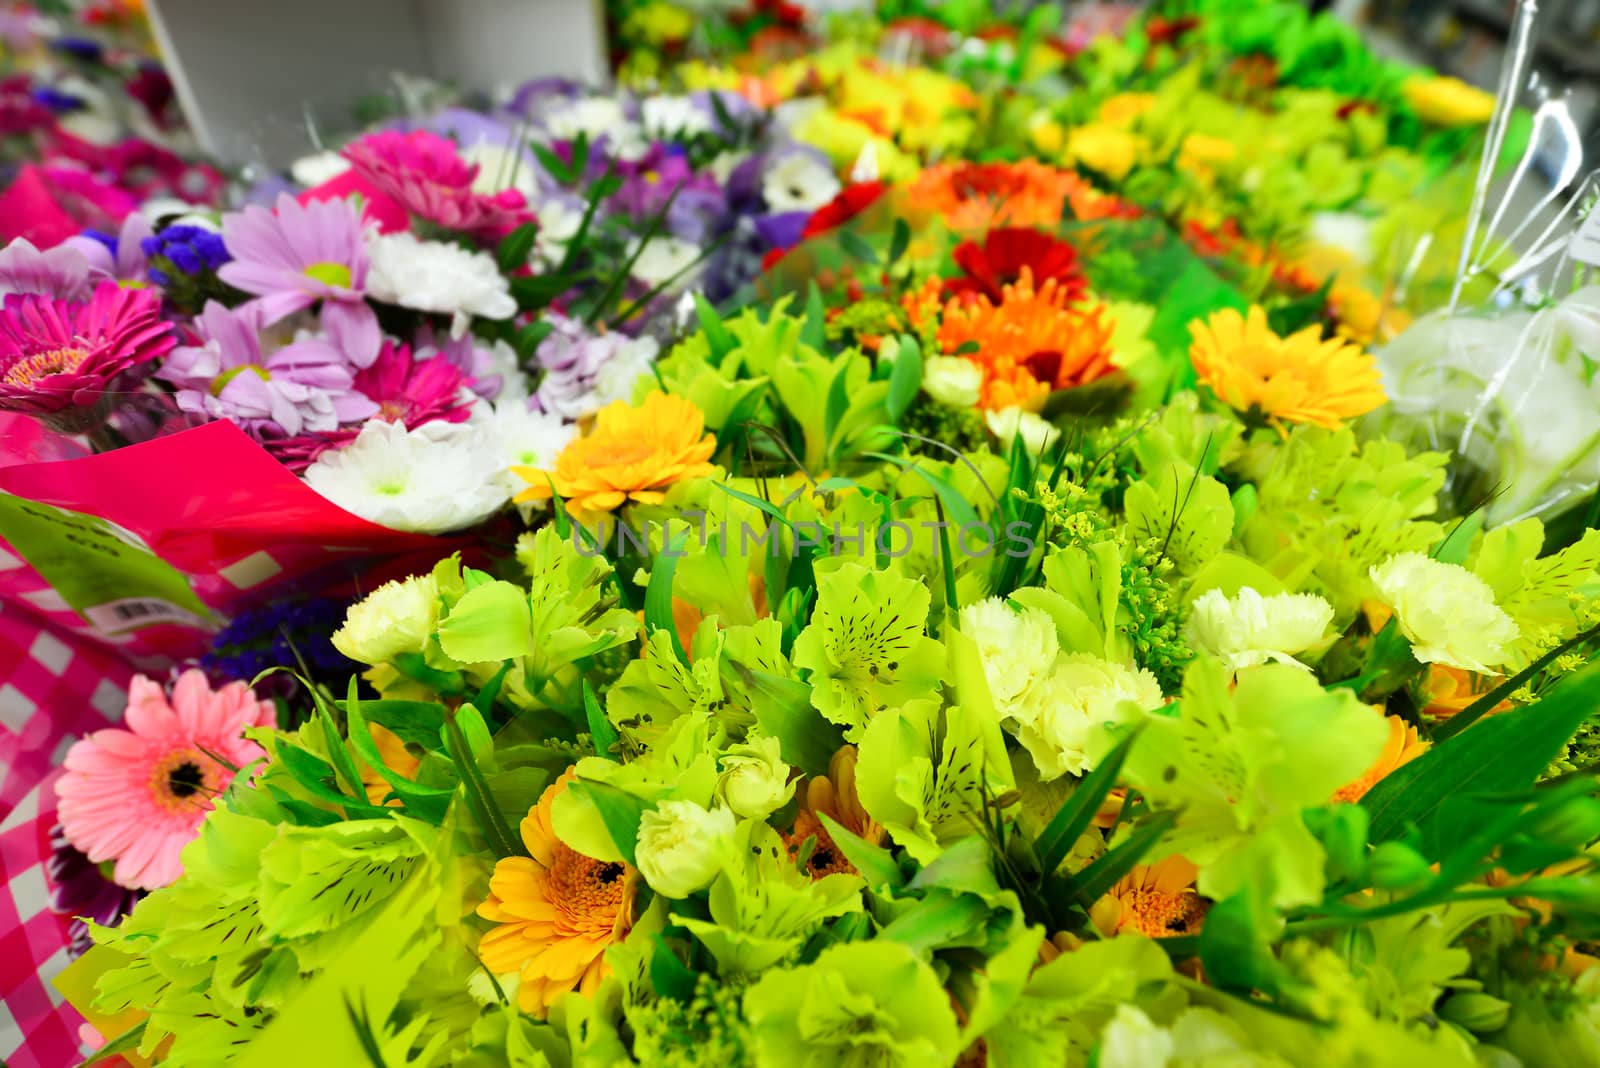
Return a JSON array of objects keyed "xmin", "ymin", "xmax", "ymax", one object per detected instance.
[
  {"xmin": 1188, "ymin": 305, "xmax": 1386, "ymax": 431},
  {"xmin": 513, "ymin": 391, "xmax": 717, "ymax": 522}
]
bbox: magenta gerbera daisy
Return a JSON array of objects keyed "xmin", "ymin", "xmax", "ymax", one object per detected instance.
[
  {"xmin": 55, "ymin": 670, "xmax": 275, "ymax": 891},
  {"xmin": 342, "ymin": 130, "xmax": 533, "ymax": 239},
  {"xmin": 0, "ymin": 281, "xmax": 175, "ymax": 426}
]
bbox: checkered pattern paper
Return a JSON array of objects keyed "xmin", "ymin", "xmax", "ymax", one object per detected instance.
[{"xmin": 0, "ymin": 603, "xmax": 133, "ymax": 1068}]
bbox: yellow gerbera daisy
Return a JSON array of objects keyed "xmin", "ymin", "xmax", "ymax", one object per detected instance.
[
  {"xmin": 1188, "ymin": 305, "xmax": 1386, "ymax": 431},
  {"xmin": 1332, "ymin": 714, "xmax": 1429, "ymax": 804},
  {"xmin": 512, "ymin": 391, "xmax": 717, "ymax": 522},
  {"xmin": 477, "ymin": 770, "xmax": 638, "ymax": 1017},
  {"xmin": 1090, "ymin": 855, "xmax": 1209, "ymax": 939},
  {"xmin": 1404, "ymin": 75, "xmax": 1496, "ymax": 127}
]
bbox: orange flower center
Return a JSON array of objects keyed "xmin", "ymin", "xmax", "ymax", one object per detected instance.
[
  {"xmin": 147, "ymin": 747, "xmax": 221, "ymax": 813},
  {"xmin": 548, "ymin": 841, "xmax": 633, "ymax": 929},
  {"xmin": 4, "ymin": 345, "xmax": 90, "ymax": 387},
  {"xmin": 1120, "ymin": 889, "xmax": 1209, "ymax": 938}
]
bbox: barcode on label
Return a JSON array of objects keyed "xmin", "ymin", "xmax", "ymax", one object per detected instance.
[{"xmin": 83, "ymin": 598, "xmax": 205, "ymax": 635}]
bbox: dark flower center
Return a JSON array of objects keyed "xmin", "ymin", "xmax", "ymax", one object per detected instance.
[
  {"xmin": 597, "ymin": 862, "xmax": 625, "ymax": 884},
  {"xmin": 167, "ymin": 761, "xmax": 206, "ymax": 799}
]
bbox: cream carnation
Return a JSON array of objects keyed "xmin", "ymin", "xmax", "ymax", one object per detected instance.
[
  {"xmin": 1012, "ymin": 654, "xmax": 1163, "ymax": 780},
  {"xmin": 922, "ymin": 355, "xmax": 984, "ymax": 409},
  {"xmin": 716, "ymin": 735, "xmax": 795, "ymax": 820},
  {"xmin": 1186, "ymin": 586, "xmax": 1335, "ymax": 671},
  {"xmin": 1370, "ymin": 552, "xmax": 1520, "ymax": 673},
  {"xmin": 634, "ymin": 800, "xmax": 736, "ymax": 899},
  {"xmin": 986, "ymin": 406, "xmax": 1060, "ymax": 454},
  {"xmin": 959, "ymin": 597, "xmax": 1060, "ymax": 715},
  {"xmin": 365, "ymin": 232, "xmax": 516, "ymax": 337},
  {"xmin": 332, "ymin": 574, "xmax": 440, "ymax": 665}
]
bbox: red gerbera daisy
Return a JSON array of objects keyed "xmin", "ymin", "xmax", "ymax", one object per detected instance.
[
  {"xmin": 946, "ymin": 228, "xmax": 1088, "ymax": 305},
  {"xmin": 802, "ymin": 180, "xmax": 889, "ymax": 240}
]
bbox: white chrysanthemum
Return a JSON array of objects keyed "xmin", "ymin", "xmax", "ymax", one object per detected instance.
[
  {"xmin": 762, "ymin": 151, "xmax": 843, "ymax": 213},
  {"xmin": 1012, "ymin": 655, "xmax": 1163, "ymax": 781},
  {"xmin": 331, "ymin": 573, "xmax": 439, "ymax": 665},
  {"xmin": 365, "ymin": 232, "xmax": 517, "ymax": 337},
  {"xmin": 542, "ymin": 98, "xmax": 646, "ymax": 159},
  {"xmin": 987, "ymin": 406, "xmax": 1060, "ymax": 454},
  {"xmin": 922, "ymin": 355, "xmax": 983, "ymax": 408},
  {"xmin": 479, "ymin": 401, "xmax": 578, "ymax": 497},
  {"xmin": 590, "ymin": 335, "xmax": 659, "ymax": 411},
  {"xmin": 1370, "ymin": 552, "xmax": 1520, "ymax": 673},
  {"xmin": 629, "ymin": 236, "xmax": 702, "ymax": 290},
  {"xmin": 634, "ymin": 800, "xmax": 736, "ymax": 899},
  {"xmin": 1186, "ymin": 586, "xmax": 1335, "ymax": 672},
  {"xmin": 304, "ymin": 420, "xmax": 508, "ymax": 533},
  {"xmin": 959, "ymin": 597, "xmax": 1060, "ymax": 713},
  {"xmin": 641, "ymin": 95, "xmax": 714, "ymax": 139}
]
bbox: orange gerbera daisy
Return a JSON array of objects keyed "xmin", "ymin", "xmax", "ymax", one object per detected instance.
[
  {"xmin": 1188, "ymin": 305, "xmax": 1386, "ymax": 431},
  {"xmin": 1419, "ymin": 663, "xmax": 1512, "ymax": 720},
  {"xmin": 905, "ymin": 160, "xmax": 1125, "ymax": 232},
  {"xmin": 934, "ymin": 266, "xmax": 1115, "ymax": 411},
  {"xmin": 787, "ymin": 746, "xmax": 885, "ymax": 879},
  {"xmin": 1090, "ymin": 856, "xmax": 1209, "ymax": 939},
  {"xmin": 1332, "ymin": 715, "xmax": 1429, "ymax": 804},
  {"xmin": 477, "ymin": 769, "xmax": 638, "ymax": 1017},
  {"xmin": 512, "ymin": 391, "xmax": 717, "ymax": 522},
  {"xmin": 358, "ymin": 722, "xmax": 422, "ymax": 808}
]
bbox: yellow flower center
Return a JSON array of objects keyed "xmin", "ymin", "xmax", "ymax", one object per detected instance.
[
  {"xmin": 3, "ymin": 345, "xmax": 90, "ymax": 387},
  {"xmin": 211, "ymin": 363, "xmax": 270, "ymax": 396},
  {"xmin": 1120, "ymin": 888, "xmax": 1209, "ymax": 938},
  {"xmin": 303, "ymin": 261, "xmax": 353, "ymax": 289}
]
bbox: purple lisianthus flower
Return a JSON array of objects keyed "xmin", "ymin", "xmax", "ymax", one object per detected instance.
[
  {"xmin": 0, "ymin": 238, "xmax": 96, "ymax": 301},
  {"xmin": 218, "ymin": 193, "xmax": 381, "ymax": 367},
  {"xmin": 417, "ymin": 326, "xmax": 523, "ymax": 402},
  {"xmin": 532, "ymin": 312, "xmax": 658, "ymax": 420},
  {"xmin": 613, "ymin": 146, "xmax": 721, "ymax": 221},
  {"xmin": 49, "ymin": 823, "xmax": 143, "ymax": 958},
  {"xmin": 63, "ymin": 212, "xmax": 154, "ymax": 286},
  {"xmin": 157, "ymin": 300, "xmax": 377, "ymax": 438}
]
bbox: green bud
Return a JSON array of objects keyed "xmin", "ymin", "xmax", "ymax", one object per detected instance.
[
  {"xmin": 1529, "ymin": 797, "xmax": 1600, "ymax": 848},
  {"xmin": 1368, "ymin": 841, "xmax": 1432, "ymax": 890},
  {"xmin": 1306, "ymin": 804, "xmax": 1369, "ymax": 883},
  {"xmin": 1438, "ymin": 992, "xmax": 1511, "ymax": 1033}
]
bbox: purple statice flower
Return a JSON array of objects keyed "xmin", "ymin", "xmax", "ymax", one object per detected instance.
[
  {"xmin": 63, "ymin": 212, "xmax": 154, "ymax": 286},
  {"xmin": 202, "ymin": 595, "xmax": 353, "ymax": 686},
  {"xmin": 157, "ymin": 300, "xmax": 377, "ymax": 438},
  {"xmin": 612, "ymin": 146, "xmax": 720, "ymax": 222},
  {"xmin": 0, "ymin": 238, "xmax": 96, "ymax": 301},
  {"xmin": 49, "ymin": 823, "xmax": 143, "ymax": 958},
  {"xmin": 141, "ymin": 224, "xmax": 231, "ymax": 287},
  {"xmin": 218, "ymin": 193, "xmax": 381, "ymax": 367},
  {"xmin": 531, "ymin": 312, "xmax": 658, "ymax": 420},
  {"xmin": 50, "ymin": 36, "xmax": 103, "ymax": 62},
  {"xmin": 32, "ymin": 86, "xmax": 84, "ymax": 113}
]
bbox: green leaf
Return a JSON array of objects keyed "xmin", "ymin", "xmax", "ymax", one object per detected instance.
[
  {"xmin": 471, "ymin": 662, "xmax": 512, "ymax": 717},
  {"xmin": 818, "ymin": 812, "xmax": 904, "ymax": 891},
  {"xmin": 885, "ymin": 336, "xmax": 922, "ymax": 423},
  {"xmin": 867, "ymin": 453, "xmax": 982, "ymax": 532},
  {"xmin": 743, "ymin": 667, "xmax": 845, "ymax": 776},
  {"xmin": 346, "ymin": 681, "xmax": 452, "ymax": 823},
  {"xmin": 342, "ymin": 699, "xmax": 445, "ymax": 750},
  {"xmin": 1363, "ymin": 663, "xmax": 1600, "ymax": 848},
  {"xmin": 584, "ymin": 679, "xmax": 620, "ymax": 758},
  {"xmin": 1197, "ymin": 885, "xmax": 1284, "ymax": 994},
  {"xmin": 566, "ymin": 780, "xmax": 651, "ymax": 866},
  {"xmin": 650, "ymin": 934, "xmax": 699, "ymax": 1001},
  {"xmin": 390, "ymin": 652, "xmax": 466, "ymax": 697},
  {"xmin": 802, "ymin": 283, "xmax": 827, "ymax": 352},
  {"xmin": 887, "ymin": 218, "xmax": 911, "ymax": 267},
  {"xmin": 277, "ymin": 742, "xmax": 359, "ymax": 808},
  {"xmin": 442, "ymin": 707, "xmax": 526, "ymax": 859},
  {"xmin": 1034, "ymin": 726, "xmax": 1143, "ymax": 876},
  {"xmin": 80, "ymin": 1023, "xmax": 146, "ymax": 1066},
  {"xmin": 1055, "ymin": 811, "xmax": 1176, "ymax": 911},
  {"xmin": 878, "ymin": 893, "xmax": 990, "ymax": 952},
  {"xmin": 643, "ymin": 528, "xmax": 690, "ymax": 666},
  {"xmin": 437, "ymin": 580, "xmax": 534, "ymax": 664},
  {"xmin": 496, "ymin": 222, "xmax": 539, "ymax": 274},
  {"xmin": 838, "ymin": 229, "xmax": 880, "ymax": 265},
  {"xmin": 695, "ymin": 291, "xmax": 738, "ymax": 360}
]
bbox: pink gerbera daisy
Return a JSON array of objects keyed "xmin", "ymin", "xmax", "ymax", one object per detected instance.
[
  {"xmin": 217, "ymin": 193, "xmax": 382, "ymax": 367},
  {"xmin": 55, "ymin": 670, "xmax": 275, "ymax": 891},
  {"xmin": 341, "ymin": 130, "xmax": 533, "ymax": 240},
  {"xmin": 0, "ymin": 281, "xmax": 175, "ymax": 425}
]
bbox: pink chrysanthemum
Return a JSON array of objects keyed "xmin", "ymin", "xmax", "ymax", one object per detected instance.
[
  {"xmin": 342, "ymin": 130, "xmax": 533, "ymax": 239},
  {"xmin": 218, "ymin": 193, "xmax": 381, "ymax": 367},
  {"xmin": 55, "ymin": 670, "xmax": 275, "ymax": 891},
  {"xmin": 0, "ymin": 281, "xmax": 174, "ymax": 422}
]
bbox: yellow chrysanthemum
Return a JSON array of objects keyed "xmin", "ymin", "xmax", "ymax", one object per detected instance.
[
  {"xmin": 512, "ymin": 391, "xmax": 717, "ymax": 522},
  {"xmin": 1404, "ymin": 75, "xmax": 1496, "ymax": 127},
  {"xmin": 1067, "ymin": 122, "xmax": 1145, "ymax": 182},
  {"xmin": 1099, "ymin": 92, "xmax": 1157, "ymax": 127},
  {"xmin": 477, "ymin": 770, "xmax": 638, "ymax": 1017},
  {"xmin": 1188, "ymin": 305, "xmax": 1386, "ymax": 430}
]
